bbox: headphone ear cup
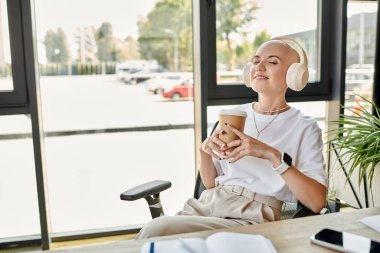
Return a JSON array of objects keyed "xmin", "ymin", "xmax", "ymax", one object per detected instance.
[
  {"xmin": 242, "ymin": 62, "xmax": 252, "ymax": 87},
  {"xmin": 286, "ymin": 63, "xmax": 309, "ymax": 91}
]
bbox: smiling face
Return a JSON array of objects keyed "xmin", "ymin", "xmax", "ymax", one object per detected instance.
[{"xmin": 250, "ymin": 40, "xmax": 299, "ymax": 95}]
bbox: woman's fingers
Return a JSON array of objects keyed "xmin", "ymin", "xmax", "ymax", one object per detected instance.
[
  {"xmin": 207, "ymin": 140, "xmax": 220, "ymax": 152},
  {"xmin": 225, "ymin": 123, "xmax": 248, "ymax": 139},
  {"xmin": 207, "ymin": 148, "xmax": 222, "ymax": 160},
  {"xmin": 225, "ymin": 137, "xmax": 253, "ymax": 162},
  {"xmin": 202, "ymin": 133, "xmax": 226, "ymax": 157},
  {"xmin": 214, "ymin": 129, "xmax": 223, "ymax": 135},
  {"xmin": 226, "ymin": 146, "xmax": 247, "ymax": 163},
  {"xmin": 207, "ymin": 130, "xmax": 226, "ymax": 153},
  {"xmin": 228, "ymin": 154, "xmax": 243, "ymax": 163},
  {"xmin": 211, "ymin": 130, "xmax": 227, "ymax": 149},
  {"xmin": 224, "ymin": 138, "xmax": 242, "ymax": 150}
]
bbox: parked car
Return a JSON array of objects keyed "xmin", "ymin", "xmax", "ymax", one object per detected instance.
[
  {"xmin": 347, "ymin": 63, "xmax": 374, "ymax": 69},
  {"xmin": 142, "ymin": 73, "xmax": 192, "ymax": 94},
  {"xmin": 162, "ymin": 79, "xmax": 194, "ymax": 101},
  {"xmin": 116, "ymin": 66, "xmax": 142, "ymax": 81},
  {"xmin": 122, "ymin": 67, "xmax": 166, "ymax": 84},
  {"xmin": 345, "ymin": 67, "xmax": 374, "ymax": 101},
  {"xmin": 116, "ymin": 60, "xmax": 161, "ymax": 82},
  {"xmin": 345, "ymin": 68, "xmax": 373, "ymax": 89}
]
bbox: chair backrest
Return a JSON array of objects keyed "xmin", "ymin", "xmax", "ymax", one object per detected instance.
[{"xmin": 194, "ymin": 171, "xmax": 206, "ymax": 199}]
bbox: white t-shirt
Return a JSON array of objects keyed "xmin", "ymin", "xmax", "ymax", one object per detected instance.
[{"xmin": 213, "ymin": 103, "xmax": 327, "ymax": 203}]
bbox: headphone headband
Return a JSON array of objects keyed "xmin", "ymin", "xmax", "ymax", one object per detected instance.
[{"xmin": 269, "ymin": 37, "xmax": 307, "ymax": 65}]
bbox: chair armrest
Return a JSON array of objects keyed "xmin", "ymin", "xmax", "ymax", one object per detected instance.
[
  {"xmin": 291, "ymin": 201, "xmax": 319, "ymax": 218},
  {"xmin": 327, "ymin": 198, "xmax": 359, "ymax": 212},
  {"xmin": 120, "ymin": 180, "xmax": 171, "ymax": 201},
  {"xmin": 291, "ymin": 198, "xmax": 358, "ymax": 218},
  {"xmin": 291, "ymin": 205, "xmax": 318, "ymax": 218}
]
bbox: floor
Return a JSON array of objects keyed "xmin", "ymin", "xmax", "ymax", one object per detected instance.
[{"xmin": 1, "ymin": 234, "xmax": 136, "ymax": 253}]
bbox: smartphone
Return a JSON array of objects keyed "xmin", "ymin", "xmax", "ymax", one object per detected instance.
[{"xmin": 310, "ymin": 228, "xmax": 380, "ymax": 253}]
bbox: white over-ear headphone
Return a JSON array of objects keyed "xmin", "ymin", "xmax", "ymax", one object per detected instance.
[{"xmin": 241, "ymin": 37, "xmax": 309, "ymax": 91}]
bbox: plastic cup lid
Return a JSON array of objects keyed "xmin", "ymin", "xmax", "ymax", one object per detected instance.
[{"xmin": 219, "ymin": 109, "xmax": 247, "ymax": 117}]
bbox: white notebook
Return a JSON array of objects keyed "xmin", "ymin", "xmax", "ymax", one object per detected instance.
[
  {"xmin": 140, "ymin": 232, "xmax": 278, "ymax": 253},
  {"xmin": 360, "ymin": 214, "xmax": 380, "ymax": 233}
]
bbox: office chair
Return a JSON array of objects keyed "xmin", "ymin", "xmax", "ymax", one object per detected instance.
[{"xmin": 120, "ymin": 121, "xmax": 338, "ymax": 220}]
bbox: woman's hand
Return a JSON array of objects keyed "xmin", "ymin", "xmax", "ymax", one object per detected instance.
[
  {"xmin": 222, "ymin": 124, "xmax": 281, "ymax": 164},
  {"xmin": 200, "ymin": 129, "xmax": 227, "ymax": 160}
]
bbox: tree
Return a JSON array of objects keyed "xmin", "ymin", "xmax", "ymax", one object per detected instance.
[
  {"xmin": 252, "ymin": 30, "xmax": 271, "ymax": 50},
  {"xmin": 137, "ymin": 0, "xmax": 258, "ymax": 71},
  {"xmin": 137, "ymin": 0, "xmax": 192, "ymax": 71},
  {"xmin": 216, "ymin": 0, "xmax": 258, "ymax": 70},
  {"xmin": 121, "ymin": 36, "xmax": 140, "ymax": 60},
  {"xmin": 235, "ymin": 30, "xmax": 271, "ymax": 69},
  {"xmin": 95, "ymin": 22, "xmax": 124, "ymax": 62},
  {"xmin": 44, "ymin": 27, "xmax": 70, "ymax": 63}
]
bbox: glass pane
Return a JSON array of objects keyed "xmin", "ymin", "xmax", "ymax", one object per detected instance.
[
  {"xmin": 0, "ymin": 115, "xmax": 40, "ymax": 238},
  {"xmin": 344, "ymin": 2, "xmax": 377, "ymax": 115},
  {"xmin": 35, "ymin": 0, "xmax": 194, "ymax": 233},
  {"xmin": 215, "ymin": 0, "xmax": 319, "ymax": 85},
  {"xmin": 333, "ymin": 1, "xmax": 378, "ymax": 208},
  {"xmin": 0, "ymin": 0, "xmax": 13, "ymax": 91}
]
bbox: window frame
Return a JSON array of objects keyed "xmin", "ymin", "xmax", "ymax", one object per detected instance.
[
  {"xmin": 0, "ymin": 0, "xmax": 29, "ymax": 109},
  {"xmin": 371, "ymin": 0, "xmax": 380, "ymax": 111},
  {"xmin": 3, "ymin": 0, "xmax": 380, "ymax": 250},
  {"xmin": 203, "ymin": 0, "xmax": 333, "ymax": 106}
]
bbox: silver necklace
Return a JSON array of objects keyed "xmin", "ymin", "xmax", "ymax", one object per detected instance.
[
  {"xmin": 253, "ymin": 104, "xmax": 289, "ymax": 139},
  {"xmin": 255, "ymin": 104, "xmax": 290, "ymax": 114}
]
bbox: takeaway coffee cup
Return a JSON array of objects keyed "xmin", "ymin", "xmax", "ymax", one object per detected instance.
[{"xmin": 218, "ymin": 109, "xmax": 247, "ymax": 143}]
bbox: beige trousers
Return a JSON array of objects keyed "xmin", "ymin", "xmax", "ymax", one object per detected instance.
[{"xmin": 136, "ymin": 185, "xmax": 283, "ymax": 239}]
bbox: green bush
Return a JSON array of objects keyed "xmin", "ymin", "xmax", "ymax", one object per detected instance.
[{"xmin": 39, "ymin": 62, "xmax": 117, "ymax": 76}]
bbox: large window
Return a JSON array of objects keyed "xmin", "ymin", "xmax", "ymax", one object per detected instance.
[
  {"xmin": 216, "ymin": 0, "xmax": 319, "ymax": 85},
  {"xmin": 344, "ymin": 2, "xmax": 377, "ymax": 115},
  {"xmin": 331, "ymin": 0, "xmax": 378, "ymax": 208},
  {"xmin": 202, "ymin": 0, "xmax": 332, "ymax": 104},
  {"xmin": 2, "ymin": 0, "xmax": 374, "ymax": 249},
  {"xmin": 0, "ymin": 0, "xmax": 28, "ymax": 106},
  {"xmin": 33, "ymin": 0, "xmax": 195, "ymax": 233}
]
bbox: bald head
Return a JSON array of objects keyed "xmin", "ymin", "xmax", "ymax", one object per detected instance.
[{"xmin": 254, "ymin": 40, "xmax": 300, "ymax": 67}]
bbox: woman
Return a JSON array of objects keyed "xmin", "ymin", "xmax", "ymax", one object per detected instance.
[{"xmin": 136, "ymin": 37, "xmax": 327, "ymax": 239}]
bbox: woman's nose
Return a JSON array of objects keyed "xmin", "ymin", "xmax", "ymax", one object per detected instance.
[{"xmin": 255, "ymin": 61, "xmax": 265, "ymax": 71}]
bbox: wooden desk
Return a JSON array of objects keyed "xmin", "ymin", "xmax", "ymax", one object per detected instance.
[{"xmin": 44, "ymin": 207, "xmax": 380, "ymax": 253}]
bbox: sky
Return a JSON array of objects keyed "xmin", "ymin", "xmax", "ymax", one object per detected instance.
[
  {"xmin": 33, "ymin": 0, "xmax": 319, "ymax": 41},
  {"xmin": 34, "ymin": 0, "xmax": 156, "ymax": 41},
  {"xmin": 1, "ymin": 0, "xmax": 379, "ymax": 63}
]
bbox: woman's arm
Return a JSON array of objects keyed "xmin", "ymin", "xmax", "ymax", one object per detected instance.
[
  {"xmin": 199, "ymin": 148, "xmax": 218, "ymax": 189},
  {"xmin": 199, "ymin": 129, "xmax": 226, "ymax": 189},
  {"xmin": 282, "ymin": 166, "xmax": 327, "ymax": 213},
  {"xmin": 269, "ymin": 151, "xmax": 327, "ymax": 213}
]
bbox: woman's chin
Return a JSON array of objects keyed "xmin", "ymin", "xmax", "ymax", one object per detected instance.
[{"xmin": 251, "ymin": 84, "xmax": 270, "ymax": 93}]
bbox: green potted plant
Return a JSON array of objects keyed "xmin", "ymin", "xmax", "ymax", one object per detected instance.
[{"xmin": 328, "ymin": 95, "xmax": 380, "ymax": 190}]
